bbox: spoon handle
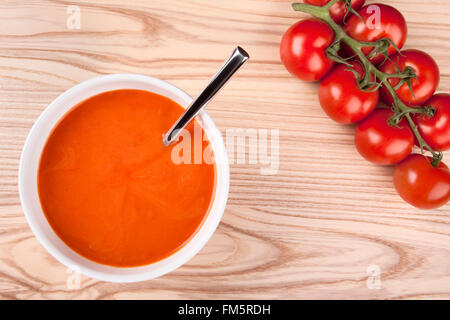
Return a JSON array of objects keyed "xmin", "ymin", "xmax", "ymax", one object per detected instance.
[{"xmin": 163, "ymin": 46, "xmax": 249, "ymax": 146}]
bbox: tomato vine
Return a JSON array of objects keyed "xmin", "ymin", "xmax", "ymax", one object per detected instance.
[{"xmin": 291, "ymin": 0, "xmax": 443, "ymax": 167}]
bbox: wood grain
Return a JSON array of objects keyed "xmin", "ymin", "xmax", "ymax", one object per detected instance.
[{"xmin": 1, "ymin": 0, "xmax": 450, "ymax": 299}]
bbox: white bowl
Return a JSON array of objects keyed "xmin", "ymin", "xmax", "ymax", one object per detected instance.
[{"xmin": 18, "ymin": 74, "xmax": 229, "ymax": 283}]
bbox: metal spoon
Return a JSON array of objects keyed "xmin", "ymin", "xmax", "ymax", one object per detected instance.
[{"xmin": 163, "ymin": 46, "xmax": 249, "ymax": 146}]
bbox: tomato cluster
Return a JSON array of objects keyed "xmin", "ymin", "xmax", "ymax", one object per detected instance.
[{"xmin": 280, "ymin": 1, "xmax": 450, "ymax": 209}]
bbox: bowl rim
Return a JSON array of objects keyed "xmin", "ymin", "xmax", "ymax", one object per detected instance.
[{"xmin": 18, "ymin": 74, "xmax": 230, "ymax": 282}]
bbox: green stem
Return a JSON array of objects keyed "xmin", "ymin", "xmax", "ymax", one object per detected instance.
[{"xmin": 292, "ymin": 1, "xmax": 443, "ymax": 166}]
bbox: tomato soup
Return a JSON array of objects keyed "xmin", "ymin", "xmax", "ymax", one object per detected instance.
[{"xmin": 38, "ymin": 89, "xmax": 216, "ymax": 267}]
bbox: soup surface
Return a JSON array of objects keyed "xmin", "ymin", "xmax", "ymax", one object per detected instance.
[{"xmin": 38, "ymin": 89, "xmax": 216, "ymax": 267}]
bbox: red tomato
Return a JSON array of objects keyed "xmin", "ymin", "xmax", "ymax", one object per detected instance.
[
  {"xmin": 414, "ymin": 94, "xmax": 450, "ymax": 151},
  {"xmin": 319, "ymin": 61, "xmax": 379, "ymax": 124},
  {"xmin": 355, "ymin": 108, "xmax": 414, "ymax": 165},
  {"xmin": 280, "ymin": 19, "xmax": 335, "ymax": 81},
  {"xmin": 393, "ymin": 154, "xmax": 450, "ymax": 209},
  {"xmin": 304, "ymin": 0, "xmax": 365, "ymax": 24},
  {"xmin": 380, "ymin": 50, "xmax": 440, "ymax": 106},
  {"xmin": 344, "ymin": 4, "xmax": 407, "ymax": 65}
]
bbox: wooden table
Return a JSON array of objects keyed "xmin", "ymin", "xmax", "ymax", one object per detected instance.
[{"xmin": 1, "ymin": 0, "xmax": 449, "ymax": 300}]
